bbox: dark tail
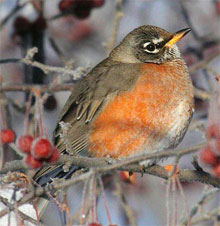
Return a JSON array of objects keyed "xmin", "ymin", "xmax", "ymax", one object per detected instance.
[{"xmin": 36, "ymin": 165, "xmax": 80, "ymax": 187}]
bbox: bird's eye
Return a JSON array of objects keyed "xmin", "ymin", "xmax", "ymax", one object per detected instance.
[
  {"xmin": 142, "ymin": 42, "xmax": 160, "ymax": 54},
  {"xmin": 146, "ymin": 43, "xmax": 155, "ymax": 52}
]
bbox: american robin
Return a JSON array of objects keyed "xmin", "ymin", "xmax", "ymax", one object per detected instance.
[{"xmin": 34, "ymin": 25, "xmax": 194, "ymax": 185}]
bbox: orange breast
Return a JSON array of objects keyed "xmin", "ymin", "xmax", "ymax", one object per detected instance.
[{"xmin": 89, "ymin": 61, "xmax": 192, "ymax": 158}]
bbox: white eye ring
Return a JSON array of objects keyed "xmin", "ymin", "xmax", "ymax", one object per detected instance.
[{"xmin": 143, "ymin": 42, "xmax": 160, "ymax": 54}]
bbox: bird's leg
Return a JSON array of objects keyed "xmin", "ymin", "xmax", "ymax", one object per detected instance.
[{"xmin": 139, "ymin": 158, "xmax": 157, "ymax": 176}]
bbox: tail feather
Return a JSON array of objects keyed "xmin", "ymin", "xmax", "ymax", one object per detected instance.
[
  {"xmin": 36, "ymin": 165, "xmax": 80, "ymax": 186},
  {"xmin": 35, "ymin": 165, "xmax": 80, "ymax": 219},
  {"xmin": 37, "ymin": 198, "xmax": 50, "ymax": 219}
]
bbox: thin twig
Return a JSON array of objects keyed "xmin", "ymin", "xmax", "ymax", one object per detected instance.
[
  {"xmin": 190, "ymin": 208, "xmax": 218, "ymax": 225},
  {"xmin": 0, "ymin": 84, "xmax": 75, "ymax": 93},
  {"xmin": 113, "ymin": 174, "xmax": 137, "ymax": 226},
  {"xmin": 0, "ymin": 48, "xmax": 88, "ymax": 80},
  {"xmin": 180, "ymin": 188, "xmax": 219, "ymax": 225},
  {"xmin": 0, "ymin": 195, "xmax": 45, "ymax": 226},
  {"xmin": 189, "ymin": 50, "xmax": 220, "ymax": 74},
  {"xmin": 0, "ymin": 0, "xmax": 28, "ymax": 31},
  {"xmin": 194, "ymin": 87, "xmax": 211, "ymax": 100},
  {"xmin": 106, "ymin": 0, "xmax": 124, "ymax": 53}
]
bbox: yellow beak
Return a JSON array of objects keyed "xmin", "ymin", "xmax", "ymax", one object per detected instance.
[{"xmin": 164, "ymin": 28, "xmax": 191, "ymax": 48}]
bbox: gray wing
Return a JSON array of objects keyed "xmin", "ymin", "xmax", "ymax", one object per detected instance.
[
  {"xmin": 33, "ymin": 60, "xmax": 141, "ymax": 182},
  {"xmin": 53, "ymin": 59, "xmax": 140, "ymax": 155}
]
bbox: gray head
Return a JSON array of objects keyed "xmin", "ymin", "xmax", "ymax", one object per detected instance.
[{"xmin": 110, "ymin": 25, "xmax": 191, "ymax": 64}]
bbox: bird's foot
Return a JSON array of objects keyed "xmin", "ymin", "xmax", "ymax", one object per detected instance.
[{"xmin": 139, "ymin": 159, "xmax": 156, "ymax": 176}]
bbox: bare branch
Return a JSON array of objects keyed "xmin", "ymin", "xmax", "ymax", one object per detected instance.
[
  {"xmin": 0, "ymin": 84, "xmax": 74, "ymax": 93},
  {"xmin": 106, "ymin": 0, "xmax": 124, "ymax": 53},
  {"xmin": 194, "ymin": 87, "xmax": 211, "ymax": 100},
  {"xmin": 0, "ymin": 48, "xmax": 89, "ymax": 80},
  {"xmin": 0, "ymin": 0, "xmax": 28, "ymax": 31},
  {"xmin": 113, "ymin": 175, "xmax": 137, "ymax": 226},
  {"xmin": 189, "ymin": 50, "xmax": 220, "ymax": 74},
  {"xmin": 180, "ymin": 188, "xmax": 219, "ymax": 225},
  {"xmin": 1, "ymin": 141, "xmax": 220, "ymax": 192},
  {"xmin": 0, "ymin": 195, "xmax": 45, "ymax": 226}
]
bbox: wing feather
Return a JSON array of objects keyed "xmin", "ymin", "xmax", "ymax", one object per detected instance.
[{"xmin": 34, "ymin": 60, "xmax": 141, "ymax": 182}]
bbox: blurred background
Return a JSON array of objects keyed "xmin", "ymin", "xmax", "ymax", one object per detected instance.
[{"xmin": 0, "ymin": 0, "xmax": 220, "ymax": 225}]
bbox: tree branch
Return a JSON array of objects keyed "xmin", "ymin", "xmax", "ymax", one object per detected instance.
[
  {"xmin": 0, "ymin": 48, "xmax": 89, "ymax": 80},
  {"xmin": 2, "ymin": 142, "xmax": 220, "ymax": 190},
  {"xmin": 0, "ymin": 84, "xmax": 74, "ymax": 93},
  {"xmin": 1, "ymin": 141, "xmax": 220, "ymax": 219},
  {"xmin": 188, "ymin": 50, "xmax": 220, "ymax": 74}
]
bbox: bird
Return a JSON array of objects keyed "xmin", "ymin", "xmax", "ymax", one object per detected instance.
[{"xmin": 33, "ymin": 25, "xmax": 194, "ymax": 186}]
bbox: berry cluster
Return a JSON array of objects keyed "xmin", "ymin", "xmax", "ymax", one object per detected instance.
[
  {"xmin": 13, "ymin": 91, "xmax": 59, "ymax": 169},
  {"xmin": 59, "ymin": 0, "xmax": 105, "ymax": 19},
  {"xmin": 0, "ymin": 128, "xmax": 59, "ymax": 169},
  {"xmin": 200, "ymin": 124, "xmax": 220, "ymax": 177},
  {"xmin": 17, "ymin": 135, "xmax": 59, "ymax": 169}
]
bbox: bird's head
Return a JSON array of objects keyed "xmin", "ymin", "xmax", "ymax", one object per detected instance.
[{"xmin": 110, "ymin": 25, "xmax": 191, "ymax": 64}]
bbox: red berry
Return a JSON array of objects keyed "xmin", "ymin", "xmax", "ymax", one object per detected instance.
[
  {"xmin": 74, "ymin": 8, "xmax": 91, "ymax": 19},
  {"xmin": 213, "ymin": 164, "xmax": 220, "ymax": 177},
  {"xmin": 88, "ymin": 223, "xmax": 102, "ymax": 226},
  {"xmin": 92, "ymin": 0, "xmax": 105, "ymax": 8},
  {"xmin": 207, "ymin": 124, "xmax": 220, "ymax": 139},
  {"xmin": 13, "ymin": 16, "xmax": 31, "ymax": 35},
  {"xmin": 31, "ymin": 138, "xmax": 52, "ymax": 159},
  {"xmin": 48, "ymin": 147, "xmax": 60, "ymax": 163},
  {"xmin": 200, "ymin": 147, "xmax": 218, "ymax": 165},
  {"xmin": 59, "ymin": 0, "xmax": 75, "ymax": 12},
  {"xmin": 16, "ymin": 135, "xmax": 34, "ymax": 153},
  {"xmin": 32, "ymin": 17, "xmax": 47, "ymax": 32},
  {"xmin": 44, "ymin": 95, "xmax": 57, "ymax": 111},
  {"xmin": 25, "ymin": 154, "xmax": 43, "ymax": 169},
  {"xmin": 59, "ymin": 0, "xmax": 93, "ymax": 19},
  {"xmin": 72, "ymin": 0, "xmax": 93, "ymax": 19},
  {"xmin": 75, "ymin": 0, "xmax": 93, "ymax": 8},
  {"xmin": 1, "ymin": 129, "xmax": 15, "ymax": 144}
]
